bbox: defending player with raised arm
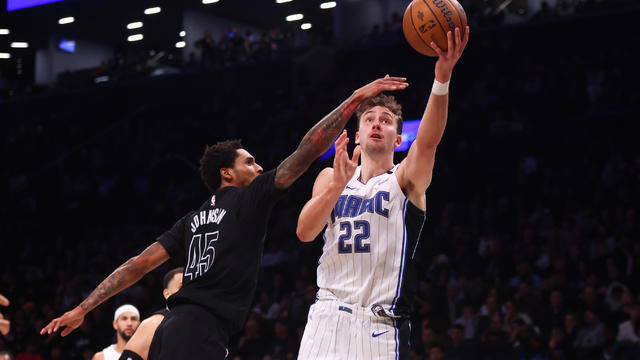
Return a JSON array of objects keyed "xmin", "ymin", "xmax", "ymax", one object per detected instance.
[
  {"xmin": 40, "ymin": 76, "xmax": 407, "ymax": 360},
  {"xmin": 296, "ymin": 27, "xmax": 469, "ymax": 359}
]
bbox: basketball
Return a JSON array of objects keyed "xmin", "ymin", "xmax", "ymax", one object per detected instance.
[{"xmin": 403, "ymin": 0, "xmax": 468, "ymax": 56}]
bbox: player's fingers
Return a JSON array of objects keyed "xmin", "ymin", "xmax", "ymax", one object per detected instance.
[
  {"xmin": 351, "ymin": 145, "xmax": 361, "ymax": 164},
  {"xmin": 461, "ymin": 26, "xmax": 470, "ymax": 50},
  {"xmin": 61, "ymin": 327, "xmax": 72, "ymax": 337},
  {"xmin": 446, "ymin": 30, "xmax": 454, "ymax": 56},
  {"xmin": 0, "ymin": 294, "xmax": 8, "ymax": 306},
  {"xmin": 384, "ymin": 74, "xmax": 390, "ymax": 79},
  {"xmin": 430, "ymin": 42, "xmax": 443, "ymax": 57},
  {"xmin": 455, "ymin": 27, "xmax": 461, "ymax": 51},
  {"xmin": 335, "ymin": 130, "xmax": 347, "ymax": 146},
  {"xmin": 386, "ymin": 76, "xmax": 407, "ymax": 82}
]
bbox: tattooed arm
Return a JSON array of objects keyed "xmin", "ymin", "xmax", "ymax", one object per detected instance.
[
  {"xmin": 274, "ymin": 76, "xmax": 408, "ymax": 190},
  {"xmin": 40, "ymin": 242, "xmax": 169, "ymax": 337}
]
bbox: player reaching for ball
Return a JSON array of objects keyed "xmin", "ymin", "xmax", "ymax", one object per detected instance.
[
  {"xmin": 296, "ymin": 26, "xmax": 469, "ymax": 359},
  {"xmin": 40, "ymin": 75, "xmax": 408, "ymax": 360}
]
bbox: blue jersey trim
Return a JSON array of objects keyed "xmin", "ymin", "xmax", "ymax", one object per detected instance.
[
  {"xmin": 393, "ymin": 317, "xmax": 399, "ymax": 360},
  {"xmin": 390, "ymin": 198, "xmax": 409, "ymax": 313}
]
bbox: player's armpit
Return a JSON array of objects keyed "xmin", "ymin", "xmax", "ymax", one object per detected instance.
[{"xmin": 91, "ymin": 352, "xmax": 105, "ymax": 360}]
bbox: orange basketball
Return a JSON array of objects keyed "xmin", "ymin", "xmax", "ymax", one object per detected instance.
[{"xmin": 403, "ymin": 0, "xmax": 468, "ymax": 57}]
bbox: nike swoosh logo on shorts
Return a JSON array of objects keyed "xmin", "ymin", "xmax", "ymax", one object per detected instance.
[{"xmin": 372, "ymin": 330, "xmax": 389, "ymax": 338}]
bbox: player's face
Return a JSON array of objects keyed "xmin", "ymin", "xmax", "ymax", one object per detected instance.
[
  {"xmin": 356, "ymin": 106, "xmax": 401, "ymax": 155},
  {"xmin": 165, "ymin": 273, "xmax": 183, "ymax": 298},
  {"xmin": 231, "ymin": 149, "xmax": 263, "ymax": 188},
  {"xmin": 113, "ymin": 312, "xmax": 140, "ymax": 341}
]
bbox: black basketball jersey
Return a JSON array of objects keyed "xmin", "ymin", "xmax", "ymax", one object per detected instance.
[{"xmin": 156, "ymin": 169, "xmax": 285, "ymax": 333}]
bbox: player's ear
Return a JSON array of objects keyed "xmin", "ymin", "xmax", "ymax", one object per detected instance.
[
  {"xmin": 112, "ymin": 320, "xmax": 117, "ymax": 331},
  {"xmin": 220, "ymin": 168, "xmax": 233, "ymax": 183},
  {"xmin": 163, "ymin": 288, "xmax": 170, "ymax": 300},
  {"xmin": 395, "ymin": 134, "xmax": 402, "ymax": 147},
  {"xmin": 355, "ymin": 131, "xmax": 360, "ymax": 145}
]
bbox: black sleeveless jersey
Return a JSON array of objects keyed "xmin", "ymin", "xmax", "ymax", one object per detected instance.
[{"xmin": 156, "ymin": 170, "xmax": 285, "ymax": 333}]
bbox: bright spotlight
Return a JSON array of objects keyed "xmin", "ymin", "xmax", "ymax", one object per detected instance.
[
  {"xmin": 301, "ymin": 23, "xmax": 312, "ymax": 30},
  {"xmin": 320, "ymin": 1, "xmax": 336, "ymax": 9},
  {"xmin": 176, "ymin": 41, "xmax": 186, "ymax": 48},
  {"xmin": 127, "ymin": 34, "xmax": 144, "ymax": 42},
  {"xmin": 0, "ymin": 53, "xmax": 10, "ymax": 59},
  {"xmin": 127, "ymin": 22, "xmax": 143, "ymax": 29},
  {"xmin": 202, "ymin": 0, "xmax": 220, "ymax": 3},
  {"xmin": 179, "ymin": 30, "xmax": 186, "ymax": 37},
  {"xmin": 58, "ymin": 17, "xmax": 75, "ymax": 24},
  {"xmin": 10, "ymin": 42, "xmax": 28, "ymax": 48},
  {"xmin": 144, "ymin": 7, "xmax": 161, "ymax": 15},
  {"xmin": 276, "ymin": 0, "xmax": 293, "ymax": 3},
  {"xmin": 0, "ymin": 29, "xmax": 9, "ymax": 35},
  {"xmin": 286, "ymin": 14, "xmax": 303, "ymax": 21}
]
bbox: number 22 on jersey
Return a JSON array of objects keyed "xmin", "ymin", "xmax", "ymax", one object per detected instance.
[{"xmin": 338, "ymin": 221, "xmax": 371, "ymax": 253}]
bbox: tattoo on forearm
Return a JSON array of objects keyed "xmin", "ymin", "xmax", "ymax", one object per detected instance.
[
  {"xmin": 79, "ymin": 243, "xmax": 163, "ymax": 312},
  {"xmin": 276, "ymin": 96, "xmax": 359, "ymax": 188}
]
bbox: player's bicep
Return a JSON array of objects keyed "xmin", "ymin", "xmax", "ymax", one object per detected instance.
[
  {"xmin": 137, "ymin": 242, "xmax": 170, "ymax": 271},
  {"xmin": 311, "ymin": 168, "xmax": 334, "ymax": 198},
  {"xmin": 398, "ymin": 144, "xmax": 436, "ymax": 194}
]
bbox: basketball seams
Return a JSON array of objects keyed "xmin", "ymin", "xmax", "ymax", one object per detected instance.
[
  {"xmin": 408, "ymin": 3, "xmax": 436, "ymax": 55},
  {"xmin": 449, "ymin": 0, "xmax": 467, "ymax": 37},
  {"xmin": 421, "ymin": 0, "xmax": 449, "ymax": 42}
]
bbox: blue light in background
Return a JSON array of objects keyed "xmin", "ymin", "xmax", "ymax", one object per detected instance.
[
  {"xmin": 7, "ymin": 0, "xmax": 64, "ymax": 11},
  {"xmin": 58, "ymin": 39, "xmax": 75, "ymax": 53}
]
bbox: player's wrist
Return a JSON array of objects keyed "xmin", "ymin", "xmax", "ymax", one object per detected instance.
[{"xmin": 431, "ymin": 79, "xmax": 450, "ymax": 96}]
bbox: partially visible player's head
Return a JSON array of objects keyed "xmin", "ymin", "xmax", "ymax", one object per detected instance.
[
  {"xmin": 162, "ymin": 267, "xmax": 184, "ymax": 300},
  {"xmin": 199, "ymin": 139, "xmax": 263, "ymax": 191},
  {"xmin": 355, "ymin": 94, "xmax": 403, "ymax": 155},
  {"xmin": 112, "ymin": 304, "xmax": 140, "ymax": 342}
]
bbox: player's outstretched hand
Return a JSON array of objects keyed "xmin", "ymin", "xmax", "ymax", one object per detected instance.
[
  {"xmin": 354, "ymin": 75, "xmax": 408, "ymax": 101},
  {"xmin": 332, "ymin": 130, "xmax": 361, "ymax": 188},
  {"xmin": 430, "ymin": 26, "xmax": 470, "ymax": 83},
  {"xmin": 0, "ymin": 293, "xmax": 8, "ymax": 307},
  {"xmin": 40, "ymin": 307, "xmax": 85, "ymax": 337}
]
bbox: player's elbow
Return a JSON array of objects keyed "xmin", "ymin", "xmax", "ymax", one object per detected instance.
[{"xmin": 296, "ymin": 225, "xmax": 314, "ymax": 243}]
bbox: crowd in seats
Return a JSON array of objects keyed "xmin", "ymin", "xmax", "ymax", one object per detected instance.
[{"xmin": 1, "ymin": 6, "xmax": 639, "ymax": 360}]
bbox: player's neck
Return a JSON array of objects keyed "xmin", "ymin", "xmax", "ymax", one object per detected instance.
[
  {"xmin": 114, "ymin": 335, "xmax": 127, "ymax": 353},
  {"xmin": 359, "ymin": 154, "xmax": 394, "ymax": 184}
]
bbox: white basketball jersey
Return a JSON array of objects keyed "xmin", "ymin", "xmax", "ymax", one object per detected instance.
[
  {"xmin": 101, "ymin": 344, "xmax": 121, "ymax": 360},
  {"xmin": 316, "ymin": 165, "xmax": 425, "ymax": 317}
]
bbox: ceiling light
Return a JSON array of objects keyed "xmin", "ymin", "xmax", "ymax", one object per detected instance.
[
  {"xmin": 144, "ymin": 7, "xmax": 161, "ymax": 15},
  {"xmin": 127, "ymin": 22, "xmax": 143, "ymax": 29},
  {"xmin": 276, "ymin": 0, "xmax": 293, "ymax": 3},
  {"xmin": 127, "ymin": 34, "xmax": 144, "ymax": 42},
  {"xmin": 320, "ymin": 1, "xmax": 336, "ymax": 9},
  {"xmin": 202, "ymin": 0, "xmax": 219, "ymax": 3},
  {"xmin": 0, "ymin": 29, "xmax": 9, "ymax": 35},
  {"xmin": 179, "ymin": 30, "xmax": 186, "ymax": 37},
  {"xmin": 58, "ymin": 17, "xmax": 74, "ymax": 25},
  {"xmin": 176, "ymin": 41, "xmax": 186, "ymax": 48},
  {"xmin": 0, "ymin": 53, "xmax": 10, "ymax": 59},
  {"xmin": 10, "ymin": 42, "xmax": 28, "ymax": 48},
  {"xmin": 301, "ymin": 23, "xmax": 312, "ymax": 30},
  {"xmin": 286, "ymin": 14, "xmax": 304, "ymax": 21}
]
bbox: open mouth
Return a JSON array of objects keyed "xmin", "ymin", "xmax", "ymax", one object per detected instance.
[{"xmin": 370, "ymin": 134, "xmax": 383, "ymax": 140}]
